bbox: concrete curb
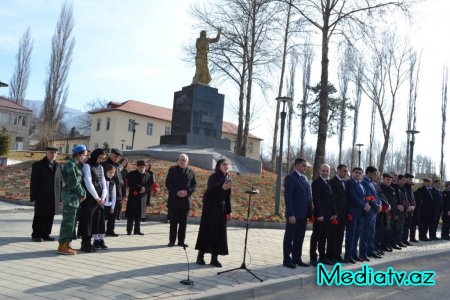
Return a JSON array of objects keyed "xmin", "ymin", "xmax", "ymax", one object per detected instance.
[{"xmin": 189, "ymin": 248, "xmax": 450, "ymax": 300}]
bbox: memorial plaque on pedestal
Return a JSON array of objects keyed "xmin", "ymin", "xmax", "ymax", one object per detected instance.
[{"xmin": 160, "ymin": 84, "xmax": 231, "ymax": 149}]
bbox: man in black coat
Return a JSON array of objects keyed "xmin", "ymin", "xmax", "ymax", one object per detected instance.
[
  {"xmin": 30, "ymin": 146, "xmax": 63, "ymax": 242},
  {"xmin": 327, "ymin": 164, "xmax": 348, "ymax": 263},
  {"xmin": 379, "ymin": 173, "xmax": 397, "ymax": 251},
  {"xmin": 430, "ymin": 179, "xmax": 443, "ymax": 240},
  {"xmin": 165, "ymin": 154, "xmax": 197, "ymax": 247},
  {"xmin": 416, "ymin": 178, "xmax": 434, "ymax": 241},
  {"xmin": 125, "ymin": 160, "xmax": 151, "ymax": 235},
  {"xmin": 102, "ymin": 148, "xmax": 124, "ymax": 236},
  {"xmin": 441, "ymin": 182, "xmax": 450, "ymax": 240},
  {"xmin": 310, "ymin": 164, "xmax": 335, "ymax": 266}
]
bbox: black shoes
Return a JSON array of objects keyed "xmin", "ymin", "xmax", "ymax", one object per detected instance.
[
  {"xmin": 32, "ymin": 237, "xmax": 43, "ymax": 242},
  {"xmin": 80, "ymin": 243, "xmax": 96, "ymax": 253},
  {"xmin": 309, "ymin": 260, "xmax": 318, "ymax": 267},
  {"xmin": 391, "ymin": 245, "xmax": 402, "ymax": 250},
  {"xmin": 168, "ymin": 242, "xmax": 175, "ymax": 247},
  {"xmin": 353, "ymin": 256, "xmax": 364, "ymax": 262},
  {"xmin": 42, "ymin": 236, "xmax": 55, "ymax": 241},
  {"xmin": 93, "ymin": 240, "xmax": 102, "ymax": 249},
  {"xmin": 210, "ymin": 258, "xmax": 222, "ymax": 268},
  {"xmin": 403, "ymin": 241, "xmax": 413, "ymax": 246},
  {"xmin": 283, "ymin": 260, "xmax": 297, "ymax": 269},
  {"xmin": 178, "ymin": 243, "xmax": 188, "ymax": 248},
  {"xmin": 344, "ymin": 257, "xmax": 356, "ymax": 264},
  {"xmin": 99, "ymin": 240, "xmax": 108, "ymax": 250},
  {"xmin": 196, "ymin": 256, "xmax": 206, "ymax": 265},
  {"xmin": 368, "ymin": 253, "xmax": 382, "ymax": 259},
  {"xmin": 105, "ymin": 232, "xmax": 119, "ymax": 237},
  {"xmin": 293, "ymin": 260, "xmax": 310, "ymax": 267},
  {"xmin": 410, "ymin": 239, "xmax": 419, "ymax": 243},
  {"xmin": 335, "ymin": 256, "xmax": 345, "ymax": 263},
  {"xmin": 360, "ymin": 256, "xmax": 370, "ymax": 262},
  {"xmin": 134, "ymin": 232, "xmax": 144, "ymax": 235}
]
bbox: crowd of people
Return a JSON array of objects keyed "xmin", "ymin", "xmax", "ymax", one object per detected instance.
[
  {"xmin": 29, "ymin": 146, "xmax": 233, "ymax": 267},
  {"xmin": 283, "ymin": 158, "xmax": 450, "ymax": 269}
]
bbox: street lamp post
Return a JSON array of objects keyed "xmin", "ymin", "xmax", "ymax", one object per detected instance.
[
  {"xmin": 120, "ymin": 139, "xmax": 125, "ymax": 150},
  {"xmin": 356, "ymin": 143, "xmax": 364, "ymax": 168},
  {"xmin": 131, "ymin": 121, "xmax": 139, "ymax": 150},
  {"xmin": 275, "ymin": 96, "xmax": 293, "ymax": 216},
  {"xmin": 406, "ymin": 130, "xmax": 420, "ymax": 174}
]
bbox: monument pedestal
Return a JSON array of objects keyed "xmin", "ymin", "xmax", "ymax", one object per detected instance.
[{"xmin": 160, "ymin": 84, "xmax": 231, "ymax": 149}]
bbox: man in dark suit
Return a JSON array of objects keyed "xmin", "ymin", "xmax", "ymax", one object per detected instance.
[
  {"xmin": 416, "ymin": 178, "xmax": 434, "ymax": 241},
  {"xmin": 441, "ymin": 182, "xmax": 450, "ymax": 240},
  {"xmin": 282, "ymin": 158, "xmax": 311, "ymax": 269},
  {"xmin": 360, "ymin": 166, "xmax": 382, "ymax": 261},
  {"xmin": 404, "ymin": 173, "xmax": 416, "ymax": 244},
  {"xmin": 310, "ymin": 164, "xmax": 335, "ymax": 266},
  {"xmin": 328, "ymin": 164, "xmax": 348, "ymax": 263},
  {"xmin": 429, "ymin": 179, "xmax": 443, "ymax": 240},
  {"xmin": 379, "ymin": 173, "xmax": 398, "ymax": 251},
  {"xmin": 344, "ymin": 167, "xmax": 369, "ymax": 264},
  {"xmin": 30, "ymin": 146, "xmax": 63, "ymax": 242},
  {"xmin": 165, "ymin": 154, "xmax": 197, "ymax": 247}
]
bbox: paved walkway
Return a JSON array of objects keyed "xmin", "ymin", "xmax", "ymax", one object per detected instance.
[{"xmin": 0, "ymin": 200, "xmax": 449, "ymax": 299}]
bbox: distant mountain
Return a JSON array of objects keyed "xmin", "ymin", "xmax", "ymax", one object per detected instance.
[{"xmin": 24, "ymin": 100, "xmax": 90, "ymax": 135}]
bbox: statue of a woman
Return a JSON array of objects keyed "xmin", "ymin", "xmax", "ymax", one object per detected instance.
[{"xmin": 192, "ymin": 29, "xmax": 221, "ymax": 85}]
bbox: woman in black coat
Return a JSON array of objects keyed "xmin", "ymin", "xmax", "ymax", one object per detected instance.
[{"xmin": 195, "ymin": 159, "xmax": 232, "ymax": 267}]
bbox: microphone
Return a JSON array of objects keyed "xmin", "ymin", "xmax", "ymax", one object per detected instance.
[{"xmin": 180, "ymin": 245, "xmax": 194, "ymax": 285}]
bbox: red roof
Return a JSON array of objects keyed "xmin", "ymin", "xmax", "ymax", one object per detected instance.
[
  {"xmin": 91, "ymin": 99, "xmax": 262, "ymax": 140},
  {"xmin": 0, "ymin": 96, "xmax": 33, "ymax": 112}
]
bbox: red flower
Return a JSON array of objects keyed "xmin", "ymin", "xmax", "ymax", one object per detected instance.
[
  {"xmin": 132, "ymin": 191, "xmax": 139, "ymax": 196},
  {"xmin": 365, "ymin": 195, "xmax": 375, "ymax": 202},
  {"xmin": 381, "ymin": 203, "xmax": 389, "ymax": 213},
  {"xmin": 309, "ymin": 215, "xmax": 315, "ymax": 224},
  {"xmin": 331, "ymin": 218, "xmax": 339, "ymax": 225},
  {"xmin": 347, "ymin": 214, "xmax": 353, "ymax": 221}
]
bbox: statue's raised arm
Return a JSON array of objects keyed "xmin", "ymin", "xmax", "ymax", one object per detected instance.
[{"xmin": 192, "ymin": 29, "xmax": 221, "ymax": 86}]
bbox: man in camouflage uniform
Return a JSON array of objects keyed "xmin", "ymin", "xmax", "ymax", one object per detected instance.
[{"xmin": 57, "ymin": 145, "xmax": 87, "ymax": 255}]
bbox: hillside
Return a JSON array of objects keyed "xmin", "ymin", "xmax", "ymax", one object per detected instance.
[{"xmin": 0, "ymin": 155, "xmax": 286, "ymax": 222}]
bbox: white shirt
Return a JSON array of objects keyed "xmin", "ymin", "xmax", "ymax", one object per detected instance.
[
  {"xmin": 104, "ymin": 181, "xmax": 117, "ymax": 209},
  {"xmin": 82, "ymin": 163, "xmax": 107, "ymax": 200}
]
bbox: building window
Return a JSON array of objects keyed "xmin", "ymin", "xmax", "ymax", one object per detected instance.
[
  {"xmin": 106, "ymin": 117, "xmax": 111, "ymax": 130},
  {"xmin": 165, "ymin": 126, "xmax": 171, "ymax": 135},
  {"xmin": 248, "ymin": 142, "xmax": 253, "ymax": 153},
  {"xmin": 22, "ymin": 116, "xmax": 27, "ymax": 126},
  {"xmin": 128, "ymin": 119, "xmax": 136, "ymax": 132},
  {"xmin": 0, "ymin": 112, "xmax": 10, "ymax": 124},
  {"xmin": 13, "ymin": 115, "xmax": 23, "ymax": 125},
  {"xmin": 146, "ymin": 122, "xmax": 153, "ymax": 136},
  {"xmin": 96, "ymin": 118, "xmax": 101, "ymax": 131}
]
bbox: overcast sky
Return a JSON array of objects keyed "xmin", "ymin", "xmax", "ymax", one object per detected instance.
[{"xmin": 0, "ymin": 0, "xmax": 448, "ymax": 175}]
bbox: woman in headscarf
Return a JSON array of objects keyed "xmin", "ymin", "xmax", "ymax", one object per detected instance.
[
  {"xmin": 79, "ymin": 148, "xmax": 107, "ymax": 252},
  {"xmin": 195, "ymin": 159, "xmax": 232, "ymax": 267}
]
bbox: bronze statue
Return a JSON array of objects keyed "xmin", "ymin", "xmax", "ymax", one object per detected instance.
[{"xmin": 192, "ymin": 29, "xmax": 221, "ymax": 86}]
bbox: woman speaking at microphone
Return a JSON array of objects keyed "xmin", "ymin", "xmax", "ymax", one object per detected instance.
[{"xmin": 195, "ymin": 159, "xmax": 232, "ymax": 267}]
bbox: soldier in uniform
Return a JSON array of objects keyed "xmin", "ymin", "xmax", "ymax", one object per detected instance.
[{"xmin": 57, "ymin": 145, "xmax": 87, "ymax": 255}]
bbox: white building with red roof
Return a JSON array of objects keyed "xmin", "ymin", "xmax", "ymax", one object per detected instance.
[{"xmin": 0, "ymin": 96, "xmax": 32, "ymax": 150}]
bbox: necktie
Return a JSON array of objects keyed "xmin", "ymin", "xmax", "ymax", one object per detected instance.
[{"xmin": 341, "ymin": 180, "xmax": 346, "ymax": 191}]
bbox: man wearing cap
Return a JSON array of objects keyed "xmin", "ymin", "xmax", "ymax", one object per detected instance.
[
  {"xmin": 57, "ymin": 145, "xmax": 87, "ymax": 255},
  {"xmin": 125, "ymin": 160, "xmax": 151, "ymax": 235},
  {"xmin": 430, "ymin": 179, "xmax": 443, "ymax": 240},
  {"xmin": 415, "ymin": 178, "xmax": 434, "ymax": 241},
  {"xmin": 441, "ymin": 182, "xmax": 450, "ymax": 240},
  {"xmin": 395, "ymin": 175, "xmax": 409, "ymax": 247},
  {"xmin": 30, "ymin": 146, "xmax": 63, "ymax": 242},
  {"xmin": 403, "ymin": 173, "xmax": 416, "ymax": 244},
  {"xmin": 102, "ymin": 148, "xmax": 124, "ymax": 237}
]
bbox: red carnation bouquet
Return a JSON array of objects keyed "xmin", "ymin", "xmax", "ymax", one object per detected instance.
[
  {"xmin": 309, "ymin": 215, "xmax": 315, "ymax": 224},
  {"xmin": 347, "ymin": 214, "xmax": 353, "ymax": 221},
  {"xmin": 151, "ymin": 182, "xmax": 160, "ymax": 196},
  {"xmin": 381, "ymin": 203, "xmax": 389, "ymax": 213},
  {"xmin": 331, "ymin": 218, "xmax": 339, "ymax": 225}
]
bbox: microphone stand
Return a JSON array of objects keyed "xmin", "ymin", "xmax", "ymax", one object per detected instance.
[
  {"xmin": 180, "ymin": 245, "xmax": 194, "ymax": 285},
  {"xmin": 218, "ymin": 186, "xmax": 263, "ymax": 282}
]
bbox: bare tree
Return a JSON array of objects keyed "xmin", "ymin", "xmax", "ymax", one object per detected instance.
[
  {"xmin": 285, "ymin": 51, "xmax": 298, "ymax": 172},
  {"xmin": 350, "ymin": 57, "xmax": 363, "ymax": 169},
  {"xmin": 287, "ymin": 0, "xmax": 412, "ymax": 177},
  {"xmin": 41, "ymin": 1, "xmax": 75, "ymax": 145},
  {"xmin": 298, "ymin": 40, "xmax": 314, "ymax": 157},
  {"xmin": 337, "ymin": 42, "xmax": 353, "ymax": 163},
  {"xmin": 80, "ymin": 98, "xmax": 110, "ymax": 133},
  {"xmin": 360, "ymin": 30, "xmax": 410, "ymax": 172},
  {"xmin": 440, "ymin": 64, "xmax": 448, "ymax": 179},
  {"xmin": 405, "ymin": 50, "xmax": 421, "ymax": 172},
  {"xmin": 9, "ymin": 28, "xmax": 33, "ymax": 105},
  {"xmin": 368, "ymin": 100, "xmax": 377, "ymax": 166}
]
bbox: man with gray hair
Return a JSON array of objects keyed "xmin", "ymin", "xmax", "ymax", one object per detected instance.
[{"xmin": 165, "ymin": 154, "xmax": 197, "ymax": 247}]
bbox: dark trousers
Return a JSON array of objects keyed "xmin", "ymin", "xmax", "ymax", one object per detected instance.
[
  {"xmin": 32, "ymin": 215, "xmax": 54, "ymax": 238},
  {"xmin": 402, "ymin": 214, "xmax": 412, "ymax": 242},
  {"xmin": 310, "ymin": 219, "xmax": 328, "ymax": 261},
  {"xmin": 442, "ymin": 212, "xmax": 450, "ymax": 238},
  {"xmin": 169, "ymin": 207, "xmax": 189, "ymax": 244},
  {"xmin": 104, "ymin": 206, "xmax": 116, "ymax": 233},
  {"xmin": 283, "ymin": 218, "xmax": 307, "ymax": 263},
  {"xmin": 360, "ymin": 210, "xmax": 377, "ymax": 258},
  {"xmin": 326, "ymin": 219, "xmax": 345, "ymax": 259},
  {"xmin": 115, "ymin": 202, "xmax": 122, "ymax": 220},
  {"xmin": 429, "ymin": 208, "xmax": 442, "ymax": 238},
  {"xmin": 344, "ymin": 215, "xmax": 362, "ymax": 260},
  {"xmin": 92, "ymin": 206, "xmax": 105, "ymax": 235},
  {"xmin": 375, "ymin": 213, "xmax": 383, "ymax": 250},
  {"xmin": 127, "ymin": 216, "xmax": 141, "ymax": 234},
  {"xmin": 410, "ymin": 212, "xmax": 420, "ymax": 240},
  {"xmin": 419, "ymin": 219, "xmax": 431, "ymax": 239},
  {"xmin": 396, "ymin": 213, "xmax": 405, "ymax": 244}
]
